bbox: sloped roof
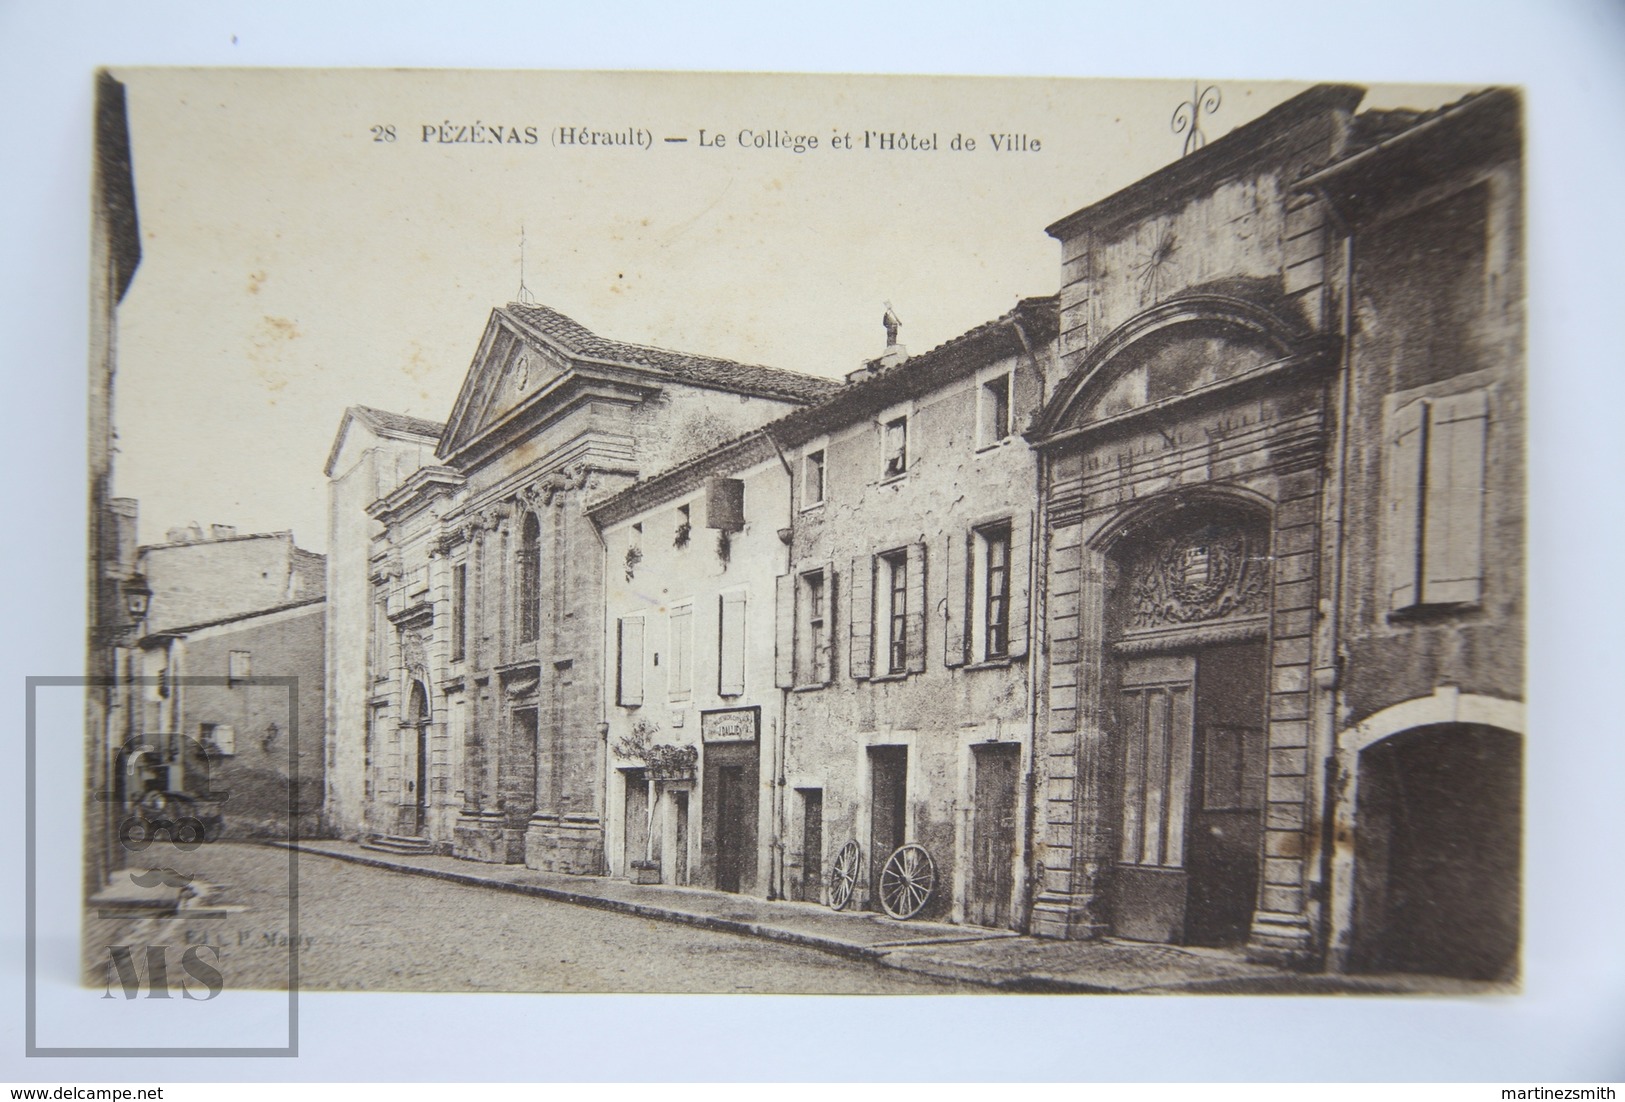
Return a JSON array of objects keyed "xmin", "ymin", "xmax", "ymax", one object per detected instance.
[
  {"xmin": 350, "ymin": 405, "xmax": 446, "ymax": 439},
  {"xmin": 324, "ymin": 404, "xmax": 447, "ymax": 477},
  {"xmin": 587, "ymin": 295, "xmax": 1059, "ymax": 525},
  {"xmin": 138, "ymin": 596, "xmax": 325, "ymax": 644},
  {"xmin": 502, "ymin": 303, "xmax": 842, "ymax": 404},
  {"xmin": 1345, "ymin": 88, "xmax": 1504, "ymax": 157}
]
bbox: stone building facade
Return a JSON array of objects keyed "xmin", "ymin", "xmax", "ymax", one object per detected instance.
[
  {"xmin": 766, "ymin": 299, "xmax": 1058, "ymax": 925},
  {"xmin": 322, "ymin": 405, "xmax": 447, "ymax": 839},
  {"xmin": 1308, "ymin": 89, "xmax": 1524, "ymax": 980},
  {"xmin": 590, "ymin": 434, "xmax": 789, "ymax": 895},
  {"xmin": 137, "ymin": 598, "xmax": 327, "ymax": 837},
  {"xmin": 322, "ymin": 83, "xmax": 1522, "ymax": 978},
  {"xmin": 1023, "ymin": 85, "xmax": 1522, "ymax": 979},
  {"xmin": 327, "ymin": 303, "xmax": 837, "ymax": 872}
]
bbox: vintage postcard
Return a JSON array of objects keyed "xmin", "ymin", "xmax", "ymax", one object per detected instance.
[{"xmin": 80, "ymin": 68, "xmax": 1523, "ymax": 1005}]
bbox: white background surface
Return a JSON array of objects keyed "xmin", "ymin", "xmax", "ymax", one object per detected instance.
[{"xmin": 1, "ymin": 0, "xmax": 1622, "ymax": 1083}]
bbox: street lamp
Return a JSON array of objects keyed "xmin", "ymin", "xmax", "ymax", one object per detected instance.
[{"xmin": 123, "ymin": 573, "xmax": 152, "ymax": 623}]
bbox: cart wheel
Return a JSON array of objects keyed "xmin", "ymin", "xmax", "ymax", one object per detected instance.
[
  {"xmin": 827, "ymin": 840, "xmax": 861, "ymax": 911},
  {"xmin": 878, "ymin": 843, "xmax": 935, "ymax": 920}
]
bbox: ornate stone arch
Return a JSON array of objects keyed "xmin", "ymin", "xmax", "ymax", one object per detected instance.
[{"xmin": 1031, "ymin": 293, "xmax": 1323, "ymax": 441}]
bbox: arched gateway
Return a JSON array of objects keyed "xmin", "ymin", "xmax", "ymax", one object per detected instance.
[{"xmin": 1027, "ymin": 293, "xmax": 1338, "ymax": 963}]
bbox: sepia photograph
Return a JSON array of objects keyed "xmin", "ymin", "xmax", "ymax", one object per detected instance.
[
  {"xmin": 5, "ymin": 0, "xmax": 1622, "ymax": 1084},
  {"xmin": 83, "ymin": 68, "xmax": 1523, "ymax": 998}
]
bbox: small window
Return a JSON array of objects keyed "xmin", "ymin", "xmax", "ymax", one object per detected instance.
[
  {"xmin": 228, "ymin": 650, "xmax": 251, "ymax": 683},
  {"xmin": 1201, "ymin": 726, "xmax": 1265, "ymax": 810},
  {"xmin": 979, "ymin": 373, "xmax": 1011, "ymax": 448},
  {"xmin": 882, "ymin": 416, "xmax": 908, "ymax": 479},
  {"xmin": 675, "ymin": 503, "xmax": 692, "ymax": 549},
  {"xmin": 203, "ymin": 722, "xmax": 236, "ymax": 757},
  {"xmin": 804, "ymin": 449, "xmax": 826, "ymax": 506}
]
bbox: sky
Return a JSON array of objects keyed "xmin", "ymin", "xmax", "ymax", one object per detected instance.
[{"xmin": 109, "ymin": 70, "xmax": 1471, "ymax": 553}]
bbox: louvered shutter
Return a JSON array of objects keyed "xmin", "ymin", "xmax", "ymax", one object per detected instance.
[
  {"xmin": 617, "ymin": 616, "xmax": 644, "ymax": 706},
  {"xmin": 944, "ymin": 531, "xmax": 969, "ymax": 667},
  {"xmin": 1386, "ymin": 400, "xmax": 1427, "ymax": 611},
  {"xmin": 1007, "ymin": 510, "xmax": 1033, "ymax": 659},
  {"xmin": 719, "ymin": 591, "xmax": 747, "ymax": 696},
  {"xmin": 818, "ymin": 561, "xmax": 837, "ymax": 685},
  {"xmin": 1422, "ymin": 390, "xmax": 1488, "ymax": 605},
  {"xmin": 905, "ymin": 541, "xmax": 927, "ymax": 674},
  {"xmin": 774, "ymin": 573, "xmax": 796, "ymax": 689},
  {"xmin": 849, "ymin": 555, "xmax": 873, "ymax": 680}
]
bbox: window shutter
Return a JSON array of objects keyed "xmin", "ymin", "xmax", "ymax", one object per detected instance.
[
  {"xmin": 905, "ymin": 541, "xmax": 927, "ymax": 674},
  {"xmin": 668, "ymin": 605, "xmax": 692, "ymax": 699},
  {"xmin": 1386, "ymin": 399, "xmax": 1427, "ymax": 611},
  {"xmin": 1007, "ymin": 510, "xmax": 1033, "ymax": 659},
  {"xmin": 849, "ymin": 555, "xmax": 874, "ymax": 680},
  {"xmin": 1011, "ymin": 360, "xmax": 1041, "ymax": 436},
  {"xmin": 774, "ymin": 573, "xmax": 796, "ymax": 689},
  {"xmin": 719, "ymin": 591, "xmax": 747, "ymax": 696},
  {"xmin": 617, "ymin": 617, "xmax": 644, "ymax": 706},
  {"xmin": 944, "ymin": 531, "xmax": 969, "ymax": 667},
  {"xmin": 1422, "ymin": 390, "xmax": 1488, "ymax": 605},
  {"xmin": 819, "ymin": 561, "xmax": 837, "ymax": 685}
]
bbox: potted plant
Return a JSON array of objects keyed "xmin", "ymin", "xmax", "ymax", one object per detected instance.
[{"xmin": 612, "ymin": 720, "xmax": 696, "ymax": 884}]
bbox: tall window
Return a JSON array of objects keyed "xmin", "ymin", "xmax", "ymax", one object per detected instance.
[
  {"xmin": 518, "ymin": 513, "xmax": 541, "ymax": 643},
  {"xmin": 451, "ymin": 562, "xmax": 467, "ymax": 662},
  {"xmin": 1386, "ymin": 391, "xmax": 1488, "ymax": 610},
  {"xmin": 979, "ymin": 373, "xmax": 1011, "ymax": 447},
  {"xmin": 883, "ymin": 550, "xmax": 908, "ymax": 674},
  {"xmin": 803, "ymin": 569, "xmax": 830, "ymax": 684},
  {"xmin": 882, "ymin": 416, "xmax": 908, "ymax": 479},
  {"xmin": 980, "ymin": 523, "xmax": 1012, "ymax": 659},
  {"xmin": 804, "ymin": 448, "xmax": 826, "ymax": 506}
]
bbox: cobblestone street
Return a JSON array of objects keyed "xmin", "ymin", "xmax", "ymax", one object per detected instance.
[{"xmin": 87, "ymin": 843, "xmax": 975, "ymax": 994}]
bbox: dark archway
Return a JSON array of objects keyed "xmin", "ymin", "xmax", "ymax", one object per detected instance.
[
  {"xmin": 1100, "ymin": 497, "xmax": 1274, "ymax": 947},
  {"xmin": 1350, "ymin": 723, "xmax": 1521, "ymax": 980},
  {"xmin": 404, "ymin": 680, "xmax": 431, "ymax": 836}
]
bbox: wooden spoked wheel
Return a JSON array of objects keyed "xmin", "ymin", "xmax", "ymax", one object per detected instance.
[
  {"xmin": 878, "ymin": 843, "xmax": 936, "ymax": 920},
  {"xmin": 828, "ymin": 840, "xmax": 861, "ymax": 911}
]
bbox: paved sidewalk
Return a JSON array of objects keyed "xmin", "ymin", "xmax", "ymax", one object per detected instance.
[{"xmin": 275, "ymin": 840, "xmax": 1507, "ymax": 994}]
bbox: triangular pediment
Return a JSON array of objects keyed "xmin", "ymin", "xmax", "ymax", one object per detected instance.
[{"xmin": 438, "ymin": 309, "xmax": 573, "ymax": 461}]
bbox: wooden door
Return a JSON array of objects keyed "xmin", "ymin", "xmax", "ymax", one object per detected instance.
[
  {"xmin": 1111, "ymin": 655, "xmax": 1196, "ymax": 943},
  {"xmin": 799, "ymin": 788, "xmax": 823, "ymax": 903},
  {"xmin": 622, "ymin": 769, "xmax": 649, "ymax": 874},
  {"xmin": 868, "ymin": 746, "xmax": 908, "ymax": 909},
  {"xmin": 970, "ymin": 744, "xmax": 1020, "ymax": 928},
  {"xmin": 672, "ymin": 790, "xmax": 690, "ymax": 886},
  {"xmin": 715, "ymin": 766, "xmax": 745, "ymax": 892},
  {"xmin": 1186, "ymin": 642, "xmax": 1267, "ymax": 947}
]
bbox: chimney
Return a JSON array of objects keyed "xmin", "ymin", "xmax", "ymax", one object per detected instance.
[
  {"xmin": 210, "ymin": 524, "xmax": 238, "ymax": 540},
  {"xmin": 848, "ymin": 303, "xmax": 908, "ymax": 383}
]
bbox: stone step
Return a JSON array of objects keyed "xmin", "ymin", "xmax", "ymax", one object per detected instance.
[{"xmin": 361, "ymin": 834, "xmax": 435, "ymax": 856}]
